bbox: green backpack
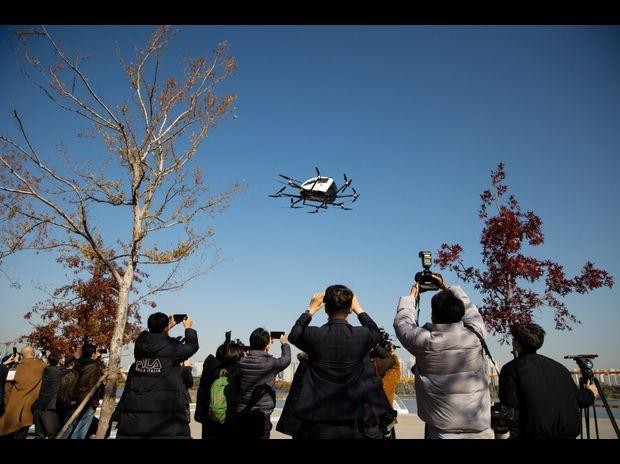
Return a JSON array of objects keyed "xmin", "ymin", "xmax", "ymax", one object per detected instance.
[{"xmin": 209, "ymin": 368, "xmax": 237, "ymax": 424}]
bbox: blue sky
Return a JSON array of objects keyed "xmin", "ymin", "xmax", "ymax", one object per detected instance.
[{"xmin": 1, "ymin": 25, "xmax": 619, "ymax": 372}]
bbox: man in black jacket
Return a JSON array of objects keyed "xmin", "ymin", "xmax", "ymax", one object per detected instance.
[
  {"xmin": 64, "ymin": 343, "xmax": 103, "ymax": 439},
  {"xmin": 117, "ymin": 312, "xmax": 199, "ymax": 439},
  {"xmin": 288, "ymin": 285, "xmax": 393, "ymax": 439},
  {"xmin": 32, "ymin": 349, "xmax": 64, "ymax": 438},
  {"xmin": 498, "ymin": 323, "xmax": 598, "ymax": 439}
]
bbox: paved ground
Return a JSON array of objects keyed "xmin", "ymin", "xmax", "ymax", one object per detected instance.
[{"xmin": 189, "ymin": 412, "xmax": 618, "ymax": 439}]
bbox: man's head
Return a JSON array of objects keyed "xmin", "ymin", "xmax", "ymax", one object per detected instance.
[
  {"xmin": 324, "ymin": 284, "xmax": 353, "ymax": 318},
  {"xmin": 21, "ymin": 345, "xmax": 35, "ymax": 359},
  {"xmin": 46, "ymin": 349, "xmax": 62, "ymax": 366},
  {"xmin": 510, "ymin": 323, "xmax": 545, "ymax": 355},
  {"xmin": 249, "ymin": 328, "xmax": 271, "ymax": 351},
  {"xmin": 148, "ymin": 312, "xmax": 170, "ymax": 334},
  {"xmin": 82, "ymin": 343, "xmax": 97, "ymax": 360},
  {"xmin": 430, "ymin": 290, "xmax": 465, "ymax": 324}
]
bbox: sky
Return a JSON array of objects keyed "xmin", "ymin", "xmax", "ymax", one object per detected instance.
[{"xmin": 1, "ymin": 25, "xmax": 619, "ymax": 372}]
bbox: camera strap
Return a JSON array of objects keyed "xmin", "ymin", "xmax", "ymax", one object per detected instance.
[{"xmin": 464, "ymin": 324, "xmax": 500, "ymax": 376}]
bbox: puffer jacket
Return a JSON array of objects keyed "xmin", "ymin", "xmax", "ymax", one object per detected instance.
[
  {"xmin": 236, "ymin": 344, "xmax": 290, "ymax": 417},
  {"xmin": 393, "ymin": 286, "xmax": 491, "ymax": 433},
  {"xmin": 116, "ymin": 328, "xmax": 199, "ymax": 438}
]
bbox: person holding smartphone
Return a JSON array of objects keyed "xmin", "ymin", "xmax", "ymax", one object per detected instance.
[
  {"xmin": 116, "ymin": 312, "xmax": 199, "ymax": 439},
  {"xmin": 235, "ymin": 328, "xmax": 291, "ymax": 439}
]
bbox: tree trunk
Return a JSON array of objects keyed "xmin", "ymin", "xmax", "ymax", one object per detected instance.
[{"xmin": 95, "ymin": 280, "xmax": 132, "ymax": 438}]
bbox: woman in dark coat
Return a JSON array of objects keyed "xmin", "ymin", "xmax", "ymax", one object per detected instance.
[{"xmin": 275, "ymin": 352, "xmax": 309, "ymax": 439}]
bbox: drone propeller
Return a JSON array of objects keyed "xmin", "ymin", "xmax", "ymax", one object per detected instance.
[
  {"xmin": 278, "ymin": 174, "xmax": 303, "ymax": 187},
  {"xmin": 308, "ymin": 166, "xmax": 321, "ymax": 192},
  {"xmin": 268, "ymin": 186, "xmax": 287, "ymax": 198}
]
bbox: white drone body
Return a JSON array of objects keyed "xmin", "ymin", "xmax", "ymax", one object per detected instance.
[{"xmin": 269, "ymin": 167, "xmax": 359, "ymax": 213}]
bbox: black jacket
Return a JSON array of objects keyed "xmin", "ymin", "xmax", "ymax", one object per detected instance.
[
  {"xmin": 275, "ymin": 360, "xmax": 308, "ymax": 436},
  {"xmin": 499, "ymin": 353, "xmax": 595, "ymax": 439},
  {"xmin": 116, "ymin": 328, "xmax": 199, "ymax": 438},
  {"xmin": 72, "ymin": 358, "xmax": 103, "ymax": 410},
  {"xmin": 31, "ymin": 365, "xmax": 65, "ymax": 411},
  {"xmin": 236, "ymin": 344, "xmax": 291, "ymax": 417},
  {"xmin": 194, "ymin": 355, "xmax": 222, "ymax": 423},
  {"xmin": 288, "ymin": 311, "xmax": 392, "ymax": 421}
]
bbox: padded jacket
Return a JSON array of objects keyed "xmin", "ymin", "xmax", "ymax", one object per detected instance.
[
  {"xmin": 394, "ymin": 286, "xmax": 491, "ymax": 433},
  {"xmin": 116, "ymin": 328, "xmax": 199, "ymax": 438}
]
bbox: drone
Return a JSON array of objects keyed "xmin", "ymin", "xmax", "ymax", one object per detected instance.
[{"xmin": 269, "ymin": 167, "xmax": 359, "ymax": 213}]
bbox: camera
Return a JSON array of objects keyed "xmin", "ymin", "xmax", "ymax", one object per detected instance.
[
  {"xmin": 414, "ymin": 251, "xmax": 439, "ymax": 291},
  {"xmin": 173, "ymin": 314, "xmax": 188, "ymax": 324},
  {"xmin": 564, "ymin": 354, "xmax": 597, "ymax": 382},
  {"xmin": 490, "ymin": 403, "xmax": 516, "ymax": 434},
  {"xmin": 97, "ymin": 348, "xmax": 108, "ymax": 354}
]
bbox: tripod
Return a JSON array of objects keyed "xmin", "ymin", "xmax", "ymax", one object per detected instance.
[{"xmin": 565, "ymin": 354, "xmax": 620, "ymax": 439}]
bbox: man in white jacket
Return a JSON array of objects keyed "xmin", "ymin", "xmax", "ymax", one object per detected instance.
[{"xmin": 393, "ymin": 272, "xmax": 493, "ymax": 439}]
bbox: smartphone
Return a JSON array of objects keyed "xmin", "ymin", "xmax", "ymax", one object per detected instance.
[
  {"xmin": 98, "ymin": 348, "xmax": 108, "ymax": 354},
  {"xmin": 173, "ymin": 314, "xmax": 188, "ymax": 324},
  {"xmin": 13, "ymin": 347, "xmax": 17, "ymax": 356},
  {"xmin": 270, "ymin": 331, "xmax": 285, "ymax": 339}
]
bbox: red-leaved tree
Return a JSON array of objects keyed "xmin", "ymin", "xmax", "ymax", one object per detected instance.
[
  {"xmin": 22, "ymin": 254, "xmax": 149, "ymax": 354},
  {"xmin": 436, "ymin": 162, "xmax": 613, "ymax": 342}
]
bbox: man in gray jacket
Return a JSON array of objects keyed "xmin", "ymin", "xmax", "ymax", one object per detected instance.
[
  {"xmin": 393, "ymin": 272, "xmax": 493, "ymax": 439},
  {"xmin": 236, "ymin": 328, "xmax": 291, "ymax": 439}
]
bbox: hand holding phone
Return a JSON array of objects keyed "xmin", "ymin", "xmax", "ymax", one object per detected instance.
[
  {"xmin": 270, "ymin": 331, "xmax": 285, "ymax": 340},
  {"xmin": 172, "ymin": 314, "xmax": 188, "ymax": 324}
]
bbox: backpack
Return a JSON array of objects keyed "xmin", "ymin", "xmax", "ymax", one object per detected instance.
[
  {"xmin": 56, "ymin": 368, "xmax": 80, "ymax": 410},
  {"xmin": 209, "ymin": 368, "xmax": 237, "ymax": 424}
]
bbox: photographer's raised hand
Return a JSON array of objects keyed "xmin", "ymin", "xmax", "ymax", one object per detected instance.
[
  {"xmin": 182, "ymin": 315, "xmax": 193, "ymax": 329},
  {"xmin": 351, "ymin": 294, "xmax": 364, "ymax": 315},
  {"xmin": 431, "ymin": 272, "xmax": 449, "ymax": 291},
  {"xmin": 280, "ymin": 333, "xmax": 288, "ymax": 345},
  {"xmin": 409, "ymin": 281, "xmax": 420, "ymax": 298},
  {"xmin": 168, "ymin": 314, "xmax": 177, "ymax": 331},
  {"xmin": 308, "ymin": 292, "xmax": 325, "ymax": 316}
]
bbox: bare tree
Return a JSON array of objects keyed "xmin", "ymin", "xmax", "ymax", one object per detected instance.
[{"xmin": 0, "ymin": 26, "xmax": 243, "ymax": 437}]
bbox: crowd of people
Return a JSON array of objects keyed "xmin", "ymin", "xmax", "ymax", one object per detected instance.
[{"xmin": 0, "ymin": 273, "xmax": 599, "ymax": 439}]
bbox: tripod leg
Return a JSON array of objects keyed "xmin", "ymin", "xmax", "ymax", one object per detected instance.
[
  {"xmin": 593, "ymin": 377, "xmax": 620, "ymax": 438},
  {"xmin": 592, "ymin": 399, "xmax": 600, "ymax": 439},
  {"xmin": 584, "ymin": 406, "xmax": 590, "ymax": 439},
  {"xmin": 580, "ymin": 407, "xmax": 584, "ymax": 439}
]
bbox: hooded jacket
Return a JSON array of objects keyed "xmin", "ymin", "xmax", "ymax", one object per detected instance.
[
  {"xmin": 116, "ymin": 328, "xmax": 199, "ymax": 438},
  {"xmin": 393, "ymin": 286, "xmax": 491, "ymax": 433}
]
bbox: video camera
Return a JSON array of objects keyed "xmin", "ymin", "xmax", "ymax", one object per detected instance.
[
  {"xmin": 414, "ymin": 251, "xmax": 439, "ymax": 291},
  {"xmin": 490, "ymin": 403, "xmax": 516, "ymax": 434},
  {"xmin": 564, "ymin": 354, "xmax": 598, "ymax": 382},
  {"xmin": 378, "ymin": 329, "xmax": 400, "ymax": 351}
]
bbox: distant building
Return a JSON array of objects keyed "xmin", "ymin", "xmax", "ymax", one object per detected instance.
[{"xmin": 193, "ymin": 360, "xmax": 203, "ymax": 377}]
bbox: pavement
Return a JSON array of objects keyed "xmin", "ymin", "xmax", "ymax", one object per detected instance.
[{"xmin": 188, "ymin": 411, "xmax": 618, "ymax": 439}]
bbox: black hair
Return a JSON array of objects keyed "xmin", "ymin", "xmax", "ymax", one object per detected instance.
[
  {"xmin": 148, "ymin": 312, "xmax": 170, "ymax": 333},
  {"xmin": 431, "ymin": 290, "xmax": 465, "ymax": 324},
  {"xmin": 510, "ymin": 323, "xmax": 545, "ymax": 354},
  {"xmin": 324, "ymin": 284, "xmax": 353, "ymax": 317},
  {"xmin": 64, "ymin": 354, "xmax": 76, "ymax": 367},
  {"xmin": 249, "ymin": 328, "xmax": 271, "ymax": 351},
  {"xmin": 82, "ymin": 343, "xmax": 97, "ymax": 359},
  {"xmin": 47, "ymin": 349, "xmax": 62, "ymax": 366}
]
